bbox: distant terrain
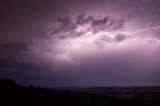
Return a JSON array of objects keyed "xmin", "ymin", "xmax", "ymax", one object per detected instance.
[{"xmin": 1, "ymin": 79, "xmax": 160, "ymax": 106}]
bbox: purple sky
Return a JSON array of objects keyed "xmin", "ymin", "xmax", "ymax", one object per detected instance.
[{"xmin": 1, "ymin": 0, "xmax": 160, "ymax": 86}]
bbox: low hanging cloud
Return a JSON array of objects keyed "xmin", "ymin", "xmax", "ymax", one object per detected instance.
[
  {"xmin": 50, "ymin": 14, "xmax": 126, "ymax": 39},
  {"xmin": 76, "ymin": 14, "xmax": 95, "ymax": 25},
  {"xmin": 115, "ymin": 34, "xmax": 127, "ymax": 42},
  {"xmin": 57, "ymin": 16, "xmax": 77, "ymax": 33}
]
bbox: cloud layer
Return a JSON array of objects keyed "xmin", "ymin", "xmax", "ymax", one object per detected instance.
[{"xmin": 0, "ymin": 0, "xmax": 160, "ymax": 86}]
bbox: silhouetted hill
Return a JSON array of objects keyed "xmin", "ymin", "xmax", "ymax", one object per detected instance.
[
  {"xmin": 1, "ymin": 79, "xmax": 160, "ymax": 106},
  {"xmin": 0, "ymin": 79, "xmax": 18, "ymax": 88}
]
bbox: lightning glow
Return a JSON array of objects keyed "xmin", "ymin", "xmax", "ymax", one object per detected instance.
[
  {"xmin": 52, "ymin": 25, "xmax": 160, "ymax": 64},
  {"xmin": 122, "ymin": 25, "xmax": 160, "ymax": 35}
]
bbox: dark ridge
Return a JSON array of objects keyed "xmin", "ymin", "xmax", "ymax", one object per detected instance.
[
  {"xmin": 1, "ymin": 79, "xmax": 160, "ymax": 106},
  {"xmin": 0, "ymin": 79, "xmax": 18, "ymax": 88}
]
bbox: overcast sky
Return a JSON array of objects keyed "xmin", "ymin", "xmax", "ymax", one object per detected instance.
[{"xmin": 1, "ymin": 0, "xmax": 160, "ymax": 87}]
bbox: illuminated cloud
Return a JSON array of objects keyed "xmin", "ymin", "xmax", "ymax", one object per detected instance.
[{"xmin": 1, "ymin": 0, "xmax": 160, "ymax": 86}]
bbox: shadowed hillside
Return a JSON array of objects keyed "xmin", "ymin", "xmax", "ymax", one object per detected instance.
[{"xmin": 1, "ymin": 79, "xmax": 160, "ymax": 106}]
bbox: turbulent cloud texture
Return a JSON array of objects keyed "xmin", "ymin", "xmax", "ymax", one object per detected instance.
[{"xmin": 1, "ymin": 0, "xmax": 160, "ymax": 86}]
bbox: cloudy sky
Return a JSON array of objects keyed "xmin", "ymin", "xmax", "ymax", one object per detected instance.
[{"xmin": 1, "ymin": 0, "xmax": 160, "ymax": 86}]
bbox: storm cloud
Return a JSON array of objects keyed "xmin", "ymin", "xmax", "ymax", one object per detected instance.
[{"xmin": 1, "ymin": 0, "xmax": 160, "ymax": 86}]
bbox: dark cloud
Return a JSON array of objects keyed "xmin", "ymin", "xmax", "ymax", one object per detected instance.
[
  {"xmin": 100, "ymin": 35, "xmax": 114, "ymax": 43},
  {"xmin": 91, "ymin": 16, "xmax": 108, "ymax": 33},
  {"xmin": 91, "ymin": 17, "xmax": 125, "ymax": 33},
  {"xmin": 0, "ymin": 42, "xmax": 29, "ymax": 52},
  {"xmin": 57, "ymin": 16, "xmax": 77, "ymax": 33},
  {"xmin": 77, "ymin": 14, "xmax": 125, "ymax": 33},
  {"xmin": 0, "ymin": 42, "xmax": 29, "ymax": 61},
  {"xmin": 0, "ymin": 42, "xmax": 29, "ymax": 56},
  {"xmin": 107, "ymin": 19, "xmax": 125, "ymax": 31},
  {"xmin": 52, "ymin": 14, "xmax": 126, "ymax": 38},
  {"xmin": 92, "ymin": 16, "xmax": 108, "ymax": 26},
  {"xmin": 115, "ymin": 34, "xmax": 127, "ymax": 42},
  {"xmin": 76, "ymin": 14, "xmax": 94, "ymax": 24},
  {"xmin": 0, "ymin": 42, "xmax": 30, "ymax": 69},
  {"xmin": 76, "ymin": 14, "xmax": 86, "ymax": 24}
]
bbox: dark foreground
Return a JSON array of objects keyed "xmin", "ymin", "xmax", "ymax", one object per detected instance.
[{"xmin": 1, "ymin": 79, "xmax": 160, "ymax": 106}]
